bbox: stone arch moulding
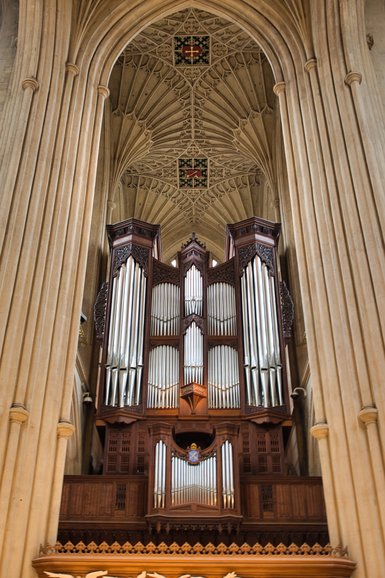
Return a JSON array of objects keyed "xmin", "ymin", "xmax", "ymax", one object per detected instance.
[
  {"xmin": 74, "ymin": 0, "xmax": 309, "ymax": 88},
  {"xmin": 67, "ymin": 6, "xmax": 385, "ymax": 578},
  {"xmin": 3, "ymin": 2, "xmax": 385, "ymax": 578}
]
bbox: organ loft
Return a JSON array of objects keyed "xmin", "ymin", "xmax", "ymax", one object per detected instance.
[{"xmin": 59, "ymin": 217, "xmax": 327, "ymax": 546}]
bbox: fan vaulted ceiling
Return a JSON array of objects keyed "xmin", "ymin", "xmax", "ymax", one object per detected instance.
[{"xmin": 106, "ymin": 8, "xmax": 278, "ymax": 261}]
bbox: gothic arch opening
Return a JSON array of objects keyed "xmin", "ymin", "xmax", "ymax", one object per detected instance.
[
  {"xmin": 65, "ymin": 2, "xmax": 320, "ymax": 550},
  {"xmin": 4, "ymin": 2, "xmax": 385, "ymax": 577}
]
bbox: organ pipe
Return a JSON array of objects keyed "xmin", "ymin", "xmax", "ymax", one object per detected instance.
[
  {"xmin": 221, "ymin": 440, "xmax": 234, "ymax": 509},
  {"xmin": 151, "ymin": 283, "xmax": 180, "ymax": 336},
  {"xmin": 104, "ymin": 256, "xmax": 146, "ymax": 407},
  {"xmin": 184, "ymin": 322, "xmax": 203, "ymax": 384},
  {"xmin": 184, "ymin": 265, "xmax": 203, "ymax": 316},
  {"xmin": 154, "ymin": 440, "xmax": 167, "ymax": 508},
  {"xmin": 148, "ymin": 346, "xmax": 179, "ymax": 408},
  {"xmin": 207, "ymin": 283, "xmax": 236, "ymax": 335},
  {"xmin": 241, "ymin": 255, "xmax": 282, "ymax": 407},
  {"xmin": 208, "ymin": 346, "xmax": 240, "ymax": 408},
  {"xmin": 171, "ymin": 453, "xmax": 217, "ymax": 506}
]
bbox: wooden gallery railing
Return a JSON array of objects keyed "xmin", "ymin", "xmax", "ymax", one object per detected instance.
[{"xmin": 59, "ymin": 474, "xmax": 326, "ymax": 531}]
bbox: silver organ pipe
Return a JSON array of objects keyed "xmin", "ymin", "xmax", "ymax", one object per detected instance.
[
  {"xmin": 154, "ymin": 440, "xmax": 167, "ymax": 508},
  {"xmin": 208, "ymin": 346, "xmax": 240, "ymax": 408},
  {"xmin": 184, "ymin": 265, "xmax": 203, "ymax": 316},
  {"xmin": 171, "ymin": 453, "xmax": 217, "ymax": 506},
  {"xmin": 151, "ymin": 282, "xmax": 180, "ymax": 336},
  {"xmin": 241, "ymin": 255, "xmax": 282, "ymax": 407},
  {"xmin": 221, "ymin": 440, "xmax": 234, "ymax": 509},
  {"xmin": 207, "ymin": 282, "xmax": 236, "ymax": 335},
  {"xmin": 184, "ymin": 321, "xmax": 203, "ymax": 384},
  {"xmin": 147, "ymin": 346, "xmax": 179, "ymax": 408},
  {"xmin": 104, "ymin": 256, "xmax": 146, "ymax": 407}
]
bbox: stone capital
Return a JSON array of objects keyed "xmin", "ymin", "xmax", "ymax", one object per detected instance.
[
  {"xmin": 304, "ymin": 58, "xmax": 317, "ymax": 73},
  {"xmin": 344, "ymin": 71, "xmax": 362, "ymax": 86},
  {"xmin": 97, "ymin": 85, "xmax": 110, "ymax": 99},
  {"xmin": 358, "ymin": 406, "xmax": 378, "ymax": 427},
  {"xmin": 21, "ymin": 77, "xmax": 39, "ymax": 92},
  {"xmin": 65, "ymin": 62, "xmax": 80, "ymax": 76},
  {"xmin": 310, "ymin": 422, "xmax": 329, "ymax": 440},
  {"xmin": 273, "ymin": 82, "xmax": 286, "ymax": 96},
  {"xmin": 9, "ymin": 404, "xmax": 29, "ymax": 424},
  {"xmin": 57, "ymin": 421, "xmax": 75, "ymax": 439}
]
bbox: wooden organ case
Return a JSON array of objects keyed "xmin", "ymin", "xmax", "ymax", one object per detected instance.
[{"xmin": 59, "ymin": 217, "xmax": 327, "ymax": 545}]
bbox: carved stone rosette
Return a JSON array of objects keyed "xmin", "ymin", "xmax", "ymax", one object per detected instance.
[{"xmin": 112, "ymin": 243, "xmax": 150, "ymax": 276}]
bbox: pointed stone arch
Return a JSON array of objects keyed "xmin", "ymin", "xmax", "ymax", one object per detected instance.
[{"xmin": 1, "ymin": 3, "xmax": 385, "ymax": 578}]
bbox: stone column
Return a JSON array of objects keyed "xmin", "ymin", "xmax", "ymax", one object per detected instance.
[
  {"xmin": 276, "ymin": 1, "xmax": 385, "ymax": 576},
  {"xmin": 0, "ymin": 3, "xmax": 107, "ymax": 577}
]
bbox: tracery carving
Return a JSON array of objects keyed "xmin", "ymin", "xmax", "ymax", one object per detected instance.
[
  {"xmin": 255, "ymin": 243, "xmax": 274, "ymax": 272},
  {"xmin": 112, "ymin": 244, "xmax": 150, "ymax": 276},
  {"xmin": 280, "ymin": 281, "xmax": 294, "ymax": 340},
  {"xmin": 152, "ymin": 260, "xmax": 180, "ymax": 286},
  {"xmin": 183, "ymin": 315, "xmax": 204, "ymax": 333},
  {"xmin": 94, "ymin": 282, "xmax": 109, "ymax": 343},
  {"xmin": 207, "ymin": 258, "xmax": 235, "ymax": 286},
  {"xmin": 238, "ymin": 243, "xmax": 274, "ymax": 273}
]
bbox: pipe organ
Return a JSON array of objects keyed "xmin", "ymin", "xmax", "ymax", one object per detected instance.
[
  {"xmin": 104, "ymin": 255, "xmax": 147, "ymax": 407},
  {"xmin": 94, "ymin": 217, "xmax": 294, "ymax": 537},
  {"xmin": 241, "ymin": 254, "xmax": 283, "ymax": 408}
]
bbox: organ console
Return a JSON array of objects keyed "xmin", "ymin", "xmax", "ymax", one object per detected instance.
[{"xmin": 90, "ymin": 216, "xmax": 300, "ymax": 539}]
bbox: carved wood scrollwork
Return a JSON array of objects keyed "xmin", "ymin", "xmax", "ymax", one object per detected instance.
[
  {"xmin": 94, "ymin": 281, "xmax": 109, "ymax": 343},
  {"xmin": 280, "ymin": 281, "xmax": 294, "ymax": 340},
  {"xmin": 207, "ymin": 258, "xmax": 235, "ymax": 286},
  {"xmin": 182, "ymin": 254, "xmax": 206, "ymax": 276},
  {"xmin": 153, "ymin": 260, "xmax": 180, "ymax": 286},
  {"xmin": 238, "ymin": 243, "xmax": 274, "ymax": 273},
  {"xmin": 112, "ymin": 243, "xmax": 150, "ymax": 276},
  {"xmin": 183, "ymin": 314, "xmax": 204, "ymax": 333}
]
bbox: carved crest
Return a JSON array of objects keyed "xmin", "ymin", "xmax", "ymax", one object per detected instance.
[
  {"xmin": 181, "ymin": 232, "xmax": 206, "ymax": 250},
  {"xmin": 187, "ymin": 443, "xmax": 202, "ymax": 465}
]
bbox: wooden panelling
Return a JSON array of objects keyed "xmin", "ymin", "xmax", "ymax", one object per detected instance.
[
  {"xmin": 60, "ymin": 475, "xmax": 147, "ymax": 521},
  {"xmin": 60, "ymin": 475, "xmax": 325, "ymax": 525},
  {"xmin": 241, "ymin": 476, "xmax": 326, "ymax": 522}
]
